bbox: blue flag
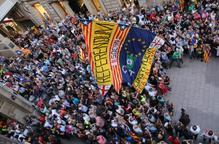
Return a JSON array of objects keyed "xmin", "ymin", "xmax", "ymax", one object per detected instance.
[{"xmin": 120, "ymin": 27, "xmax": 156, "ymax": 85}]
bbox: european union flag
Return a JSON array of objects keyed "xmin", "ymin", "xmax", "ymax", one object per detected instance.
[{"xmin": 120, "ymin": 27, "xmax": 156, "ymax": 85}]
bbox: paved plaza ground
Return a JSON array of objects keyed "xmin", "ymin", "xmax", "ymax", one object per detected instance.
[{"xmin": 167, "ymin": 56, "xmax": 219, "ymax": 132}]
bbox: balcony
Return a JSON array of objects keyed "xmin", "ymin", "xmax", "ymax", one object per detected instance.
[
  {"xmin": 0, "ymin": 134, "xmax": 19, "ymax": 144},
  {"xmin": 0, "ymin": 83, "xmax": 39, "ymax": 124}
]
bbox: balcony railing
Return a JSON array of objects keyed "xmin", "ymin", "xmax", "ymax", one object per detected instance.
[
  {"xmin": 0, "ymin": 134, "xmax": 19, "ymax": 144},
  {"xmin": 0, "ymin": 83, "xmax": 39, "ymax": 124}
]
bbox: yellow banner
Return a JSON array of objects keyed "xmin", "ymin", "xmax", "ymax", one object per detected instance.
[
  {"xmin": 91, "ymin": 21, "xmax": 117, "ymax": 85},
  {"xmin": 133, "ymin": 48, "xmax": 156, "ymax": 93}
]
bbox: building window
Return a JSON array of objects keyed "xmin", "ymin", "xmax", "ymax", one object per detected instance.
[
  {"xmin": 33, "ymin": 3, "xmax": 50, "ymax": 21},
  {"xmin": 92, "ymin": 0, "xmax": 102, "ymax": 12},
  {"xmin": 50, "ymin": 2, "xmax": 68, "ymax": 19},
  {"xmin": 59, "ymin": 2, "xmax": 68, "ymax": 15}
]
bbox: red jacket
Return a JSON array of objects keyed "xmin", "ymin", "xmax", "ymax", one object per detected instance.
[{"xmin": 168, "ymin": 136, "xmax": 180, "ymax": 144}]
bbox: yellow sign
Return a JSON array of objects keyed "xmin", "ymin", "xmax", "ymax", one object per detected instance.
[
  {"xmin": 133, "ymin": 48, "xmax": 156, "ymax": 93},
  {"xmin": 91, "ymin": 21, "xmax": 117, "ymax": 85}
]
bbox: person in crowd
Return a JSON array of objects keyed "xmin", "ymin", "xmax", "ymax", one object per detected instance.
[
  {"xmin": 190, "ymin": 125, "xmax": 201, "ymax": 140},
  {"xmin": 179, "ymin": 108, "xmax": 190, "ymax": 127},
  {"xmin": 201, "ymin": 129, "xmax": 216, "ymax": 143},
  {"xmin": 170, "ymin": 47, "xmax": 183, "ymax": 68}
]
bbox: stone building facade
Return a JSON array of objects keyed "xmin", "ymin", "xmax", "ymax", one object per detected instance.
[
  {"xmin": 0, "ymin": 0, "xmax": 175, "ymax": 34},
  {"xmin": 84, "ymin": 0, "xmax": 123, "ymax": 14},
  {"xmin": 84, "ymin": 0, "xmax": 175, "ymax": 15},
  {"xmin": 138, "ymin": 0, "xmax": 174, "ymax": 8},
  {"xmin": 0, "ymin": 0, "xmax": 75, "ymax": 34},
  {"xmin": 13, "ymin": 0, "xmax": 74, "ymax": 27}
]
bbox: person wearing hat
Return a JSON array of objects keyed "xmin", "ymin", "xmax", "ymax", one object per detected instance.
[{"xmin": 190, "ymin": 125, "xmax": 200, "ymax": 140}]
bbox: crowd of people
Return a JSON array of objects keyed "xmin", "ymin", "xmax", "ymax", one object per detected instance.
[{"xmin": 0, "ymin": 0, "xmax": 219, "ymax": 143}]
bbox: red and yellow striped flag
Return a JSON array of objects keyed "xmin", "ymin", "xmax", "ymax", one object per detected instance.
[
  {"xmin": 203, "ymin": 49, "xmax": 210, "ymax": 63},
  {"xmin": 203, "ymin": 45, "xmax": 211, "ymax": 63},
  {"xmin": 79, "ymin": 47, "xmax": 85, "ymax": 63},
  {"xmin": 109, "ymin": 26, "xmax": 130, "ymax": 93},
  {"xmin": 80, "ymin": 20, "xmax": 93, "ymax": 70}
]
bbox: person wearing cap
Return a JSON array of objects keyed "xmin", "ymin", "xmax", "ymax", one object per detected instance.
[{"xmin": 190, "ymin": 125, "xmax": 201, "ymax": 140}]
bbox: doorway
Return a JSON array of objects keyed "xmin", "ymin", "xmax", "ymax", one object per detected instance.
[{"xmin": 68, "ymin": 0, "xmax": 88, "ymax": 14}]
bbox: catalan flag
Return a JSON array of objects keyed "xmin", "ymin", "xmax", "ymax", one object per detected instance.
[
  {"xmin": 79, "ymin": 47, "xmax": 85, "ymax": 63},
  {"xmin": 80, "ymin": 20, "xmax": 93, "ymax": 71},
  {"xmin": 203, "ymin": 45, "xmax": 211, "ymax": 63}
]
